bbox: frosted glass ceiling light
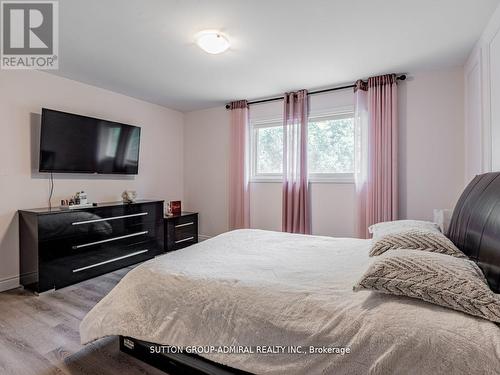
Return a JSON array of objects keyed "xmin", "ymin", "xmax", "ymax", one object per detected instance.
[{"xmin": 196, "ymin": 31, "xmax": 230, "ymax": 54}]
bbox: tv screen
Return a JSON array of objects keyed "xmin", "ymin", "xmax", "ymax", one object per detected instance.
[{"xmin": 39, "ymin": 109, "xmax": 141, "ymax": 174}]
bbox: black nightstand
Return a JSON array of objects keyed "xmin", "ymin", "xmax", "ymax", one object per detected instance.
[{"xmin": 164, "ymin": 212, "xmax": 198, "ymax": 251}]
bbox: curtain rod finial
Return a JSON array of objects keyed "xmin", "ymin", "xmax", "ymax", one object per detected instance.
[{"xmin": 225, "ymin": 104, "xmax": 231, "ymax": 110}]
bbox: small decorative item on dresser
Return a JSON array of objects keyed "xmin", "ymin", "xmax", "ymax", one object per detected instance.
[
  {"xmin": 164, "ymin": 211, "xmax": 198, "ymax": 251},
  {"xmin": 170, "ymin": 200, "xmax": 181, "ymax": 215},
  {"xmin": 77, "ymin": 191, "xmax": 88, "ymax": 205},
  {"xmin": 122, "ymin": 190, "xmax": 137, "ymax": 203},
  {"xmin": 61, "ymin": 191, "xmax": 93, "ymax": 209}
]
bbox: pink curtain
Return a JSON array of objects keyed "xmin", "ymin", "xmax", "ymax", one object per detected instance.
[
  {"xmin": 354, "ymin": 74, "xmax": 398, "ymax": 238},
  {"xmin": 282, "ymin": 90, "xmax": 311, "ymax": 234},
  {"xmin": 229, "ymin": 100, "xmax": 250, "ymax": 230},
  {"xmin": 354, "ymin": 81, "xmax": 369, "ymax": 238}
]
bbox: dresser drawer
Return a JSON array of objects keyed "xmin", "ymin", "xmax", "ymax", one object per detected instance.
[
  {"xmin": 170, "ymin": 214, "xmax": 197, "ymax": 227},
  {"xmin": 172, "ymin": 234, "xmax": 197, "ymax": 248},
  {"xmin": 42, "ymin": 240, "xmax": 159, "ymax": 289},
  {"xmin": 38, "ymin": 202, "xmax": 162, "ymax": 241},
  {"xmin": 174, "ymin": 221, "xmax": 197, "ymax": 239},
  {"xmin": 39, "ymin": 220, "xmax": 162, "ymax": 261}
]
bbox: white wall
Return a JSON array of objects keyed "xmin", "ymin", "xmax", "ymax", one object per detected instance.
[
  {"xmin": 183, "ymin": 107, "xmax": 230, "ymax": 239},
  {"xmin": 490, "ymin": 30, "xmax": 500, "ymax": 171},
  {"xmin": 0, "ymin": 70, "xmax": 184, "ymax": 291},
  {"xmin": 464, "ymin": 48, "xmax": 483, "ymax": 182},
  {"xmin": 184, "ymin": 68, "xmax": 465, "ymax": 239},
  {"xmin": 248, "ymin": 183, "xmax": 356, "ymax": 237},
  {"xmin": 399, "ymin": 68, "xmax": 465, "ymax": 220},
  {"xmin": 464, "ymin": 3, "xmax": 500, "ymax": 176}
]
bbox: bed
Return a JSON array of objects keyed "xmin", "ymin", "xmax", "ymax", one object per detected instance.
[{"xmin": 80, "ymin": 173, "xmax": 500, "ymax": 375}]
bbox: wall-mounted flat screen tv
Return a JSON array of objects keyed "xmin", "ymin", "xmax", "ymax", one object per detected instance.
[{"xmin": 39, "ymin": 108, "xmax": 141, "ymax": 174}]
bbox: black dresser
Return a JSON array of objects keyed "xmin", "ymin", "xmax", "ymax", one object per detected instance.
[
  {"xmin": 164, "ymin": 212, "xmax": 198, "ymax": 251},
  {"xmin": 19, "ymin": 200, "xmax": 164, "ymax": 293}
]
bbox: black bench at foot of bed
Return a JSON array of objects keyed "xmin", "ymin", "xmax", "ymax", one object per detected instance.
[{"xmin": 119, "ymin": 336, "xmax": 254, "ymax": 375}]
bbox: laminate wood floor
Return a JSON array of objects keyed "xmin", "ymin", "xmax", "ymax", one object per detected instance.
[{"xmin": 0, "ymin": 266, "xmax": 167, "ymax": 375}]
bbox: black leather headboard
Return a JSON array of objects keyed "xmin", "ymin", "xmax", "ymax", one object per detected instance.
[{"xmin": 447, "ymin": 172, "xmax": 500, "ymax": 293}]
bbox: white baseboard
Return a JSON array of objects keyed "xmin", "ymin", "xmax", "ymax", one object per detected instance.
[
  {"xmin": 0, "ymin": 275, "xmax": 20, "ymax": 292},
  {"xmin": 199, "ymin": 234, "xmax": 212, "ymax": 241}
]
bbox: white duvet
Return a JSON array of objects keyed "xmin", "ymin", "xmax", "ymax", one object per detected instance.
[{"xmin": 80, "ymin": 229, "xmax": 500, "ymax": 375}]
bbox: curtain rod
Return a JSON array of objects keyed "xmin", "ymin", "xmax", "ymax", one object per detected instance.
[{"xmin": 225, "ymin": 74, "xmax": 407, "ymax": 109}]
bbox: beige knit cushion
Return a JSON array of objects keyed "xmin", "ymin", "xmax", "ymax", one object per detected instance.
[
  {"xmin": 370, "ymin": 229, "xmax": 467, "ymax": 258},
  {"xmin": 354, "ymin": 250, "xmax": 500, "ymax": 323}
]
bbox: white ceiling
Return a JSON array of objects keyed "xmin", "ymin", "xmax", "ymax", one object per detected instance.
[{"xmin": 53, "ymin": 0, "xmax": 499, "ymax": 112}]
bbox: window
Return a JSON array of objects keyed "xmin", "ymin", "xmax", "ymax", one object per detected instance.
[
  {"xmin": 251, "ymin": 120, "xmax": 283, "ymax": 179},
  {"xmin": 250, "ymin": 112, "xmax": 355, "ymax": 182},
  {"xmin": 308, "ymin": 113, "xmax": 354, "ymax": 181}
]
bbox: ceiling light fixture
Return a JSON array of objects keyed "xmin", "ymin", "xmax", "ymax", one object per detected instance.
[{"xmin": 195, "ymin": 31, "xmax": 230, "ymax": 54}]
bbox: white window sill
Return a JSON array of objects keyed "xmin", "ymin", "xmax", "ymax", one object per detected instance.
[
  {"xmin": 250, "ymin": 176, "xmax": 281, "ymax": 183},
  {"xmin": 309, "ymin": 177, "xmax": 354, "ymax": 184},
  {"xmin": 250, "ymin": 176, "xmax": 355, "ymax": 184}
]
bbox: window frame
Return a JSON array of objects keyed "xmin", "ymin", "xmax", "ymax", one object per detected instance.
[
  {"xmin": 250, "ymin": 118, "xmax": 283, "ymax": 182},
  {"xmin": 249, "ymin": 109, "xmax": 355, "ymax": 184},
  {"xmin": 307, "ymin": 111, "xmax": 355, "ymax": 183}
]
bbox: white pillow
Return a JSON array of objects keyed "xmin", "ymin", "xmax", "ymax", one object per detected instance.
[{"xmin": 369, "ymin": 220, "xmax": 441, "ymax": 240}]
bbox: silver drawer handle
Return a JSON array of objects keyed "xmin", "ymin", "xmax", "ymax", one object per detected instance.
[
  {"xmin": 174, "ymin": 222, "xmax": 194, "ymax": 228},
  {"xmin": 72, "ymin": 231, "xmax": 148, "ymax": 249},
  {"xmin": 72, "ymin": 250, "xmax": 149, "ymax": 273},
  {"xmin": 175, "ymin": 236, "xmax": 194, "ymax": 244},
  {"xmin": 72, "ymin": 212, "xmax": 148, "ymax": 226}
]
